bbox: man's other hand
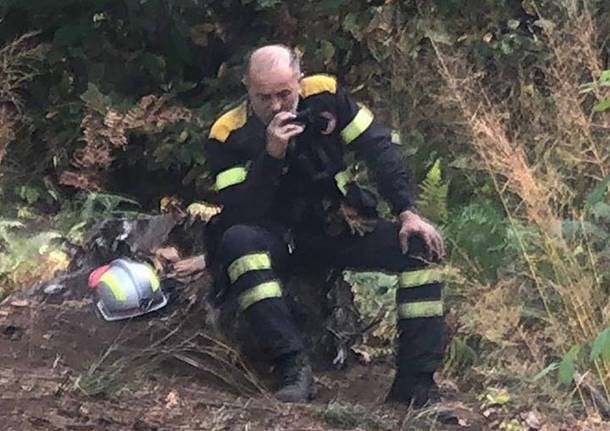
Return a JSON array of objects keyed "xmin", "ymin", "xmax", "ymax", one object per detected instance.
[
  {"xmin": 398, "ymin": 210, "xmax": 445, "ymax": 262},
  {"xmin": 266, "ymin": 112, "xmax": 304, "ymax": 159},
  {"xmin": 173, "ymin": 255, "xmax": 206, "ymax": 277}
]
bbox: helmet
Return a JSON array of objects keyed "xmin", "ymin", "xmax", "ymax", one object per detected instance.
[{"xmin": 89, "ymin": 258, "xmax": 168, "ymax": 321}]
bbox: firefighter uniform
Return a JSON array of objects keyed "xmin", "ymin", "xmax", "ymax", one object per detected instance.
[{"xmin": 205, "ymin": 74, "xmax": 444, "ymax": 403}]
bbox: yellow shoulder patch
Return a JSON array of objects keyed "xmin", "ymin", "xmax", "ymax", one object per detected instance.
[
  {"xmin": 300, "ymin": 74, "xmax": 337, "ymax": 98},
  {"xmin": 209, "ymin": 101, "xmax": 248, "ymax": 143}
]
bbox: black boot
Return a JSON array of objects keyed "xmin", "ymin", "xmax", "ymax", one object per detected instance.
[
  {"xmin": 386, "ymin": 371, "xmax": 440, "ymax": 408},
  {"xmin": 274, "ymin": 352, "xmax": 314, "ymax": 402}
]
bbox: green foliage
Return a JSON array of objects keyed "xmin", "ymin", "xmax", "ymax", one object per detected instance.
[
  {"xmin": 444, "ymin": 335, "xmax": 477, "ymax": 376},
  {"xmin": 75, "ymin": 361, "xmax": 128, "ymax": 399},
  {"xmin": 581, "ymin": 70, "xmax": 610, "ymax": 113},
  {"xmin": 444, "ymin": 199, "xmax": 512, "ymax": 281},
  {"xmin": 79, "ymin": 192, "xmax": 141, "ymax": 222},
  {"xmin": 416, "ymin": 159, "xmax": 449, "ymax": 225},
  {"xmin": 319, "ymin": 401, "xmax": 396, "ymax": 431},
  {"xmin": 0, "ymin": 219, "xmax": 24, "ymax": 244},
  {"xmin": 591, "ymin": 328, "xmax": 610, "ymax": 363},
  {"xmin": 0, "ymin": 225, "xmax": 68, "ymax": 299},
  {"xmin": 344, "ymin": 271, "xmax": 397, "ymax": 357},
  {"xmin": 585, "ymin": 173, "xmax": 610, "ymax": 209},
  {"xmin": 558, "ymin": 345, "xmax": 580, "ymax": 385}
]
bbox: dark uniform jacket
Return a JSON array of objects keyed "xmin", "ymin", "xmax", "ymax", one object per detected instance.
[{"xmin": 205, "ymin": 74, "xmax": 414, "ymax": 238}]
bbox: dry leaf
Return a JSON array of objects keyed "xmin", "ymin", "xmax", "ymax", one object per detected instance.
[
  {"xmin": 164, "ymin": 390, "xmax": 179, "ymax": 409},
  {"xmin": 522, "ymin": 410, "xmax": 542, "ymax": 429}
]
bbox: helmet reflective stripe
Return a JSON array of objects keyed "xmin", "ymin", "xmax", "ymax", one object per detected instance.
[
  {"xmin": 144, "ymin": 264, "xmax": 160, "ymax": 291},
  {"xmin": 99, "ymin": 271, "xmax": 127, "ymax": 301}
]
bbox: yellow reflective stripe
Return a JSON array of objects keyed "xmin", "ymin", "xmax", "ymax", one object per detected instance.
[
  {"xmin": 391, "ymin": 130, "xmax": 401, "ymax": 145},
  {"xmin": 100, "ymin": 272, "xmax": 127, "ymax": 301},
  {"xmin": 341, "ymin": 104, "xmax": 374, "ymax": 144},
  {"xmin": 238, "ymin": 281, "xmax": 282, "ymax": 310},
  {"xmin": 335, "ymin": 170, "xmax": 350, "ymax": 196},
  {"xmin": 398, "ymin": 300, "xmax": 443, "ymax": 319},
  {"xmin": 144, "ymin": 264, "xmax": 160, "ymax": 291},
  {"xmin": 227, "ymin": 253, "xmax": 271, "ymax": 283},
  {"xmin": 399, "ymin": 268, "xmax": 444, "ymax": 288},
  {"xmin": 215, "ymin": 166, "xmax": 247, "ymax": 191}
]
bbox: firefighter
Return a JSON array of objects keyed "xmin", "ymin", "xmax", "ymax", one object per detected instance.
[{"xmin": 204, "ymin": 44, "xmax": 445, "ymax": 406}]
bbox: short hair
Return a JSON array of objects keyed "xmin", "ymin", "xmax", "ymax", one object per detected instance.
[{"xmin": 243, "ymin": 44, "xmax": 301, "ymax": 86}]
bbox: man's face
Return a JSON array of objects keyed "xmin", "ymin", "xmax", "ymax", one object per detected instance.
[{"xmin": 247, "ymin": 65, "xmax": 300, "ymax": 125}]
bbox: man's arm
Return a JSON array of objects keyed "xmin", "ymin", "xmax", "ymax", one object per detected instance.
[
  {"xmin": 334, "ymin": 84, "xmax": 444, "ymax": 261},
  {"xmin": 334, "ymin": 86, "xmax": 413, "ymax": 214}
]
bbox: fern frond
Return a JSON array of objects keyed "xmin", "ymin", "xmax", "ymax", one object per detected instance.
[{"xmin": 416, "ymin": 159, "xmax": 449, "ymax": 224}]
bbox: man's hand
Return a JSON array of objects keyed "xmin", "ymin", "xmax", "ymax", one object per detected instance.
[
  {"xmin": 172, "ymin": 255, "xmax": 206, "ymax": 277},
  {"xmin": 266, "ymin": 112, "xmax": 304, "ymax": 159},
  {"xmin": 398, "ymin": 210, "xmax": 445, "ymax": 262}
]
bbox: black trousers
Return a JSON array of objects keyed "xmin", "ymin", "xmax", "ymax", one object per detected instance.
[{"xmin": 211, "ymin": 219, "xmax": 444, "ymax": 376}]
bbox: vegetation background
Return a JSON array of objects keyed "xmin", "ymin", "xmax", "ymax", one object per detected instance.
[{"xmin": 1, "ymin": 0, "xmax": 610, "ymax": 428}]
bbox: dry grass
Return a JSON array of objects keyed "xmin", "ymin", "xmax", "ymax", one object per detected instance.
[
  {"xmin": 425, "ymin": 0, "xmax": 610, "ymax": 417},
  {"xmin": 0, "ymin": 32, "xmax": 45, "ymax": 166}
]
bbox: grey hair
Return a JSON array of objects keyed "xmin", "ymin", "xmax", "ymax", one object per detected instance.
[{"xmin": 242, "ymin": 44, "xmax": 301, "ymax": 86}]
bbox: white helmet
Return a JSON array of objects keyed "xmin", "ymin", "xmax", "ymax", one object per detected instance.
[{"xmin": 89, "ymin": 258, "xmax": 168, "ymax": 321}]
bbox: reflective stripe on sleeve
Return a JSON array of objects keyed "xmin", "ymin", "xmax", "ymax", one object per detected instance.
[
  {"xmin": 399, "ymin": 268, "xmax": 444, "ymax": 289},
  {"xmin": 397, "ymin": 300, "xmax": 443, "ymax": 319},
  {"xmin": 100, "ymin": 272, "xmax": 127, "ymax": 301},
  {"xmin": 238, "ymin": 281, "xmax": 282, "ymax": 310},
  {"xmin": 215, "ymin": 166, "xmax": 248, "ymax": 191},
  {"xmin": 227, "ymin": 252, "xmax": 272, "ymax": 284},
  {"xmin": 340, "ymin": 104, "xmax": 374, "ymax": 144},
  {"xmin": 334, "ymin": 170, "xmax": 350, "ymax": 196}
]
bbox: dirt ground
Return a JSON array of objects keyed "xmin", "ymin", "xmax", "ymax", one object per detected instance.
[{"xmin": 0, "ymin": 281, "xmax": 604, "ymax": 431}]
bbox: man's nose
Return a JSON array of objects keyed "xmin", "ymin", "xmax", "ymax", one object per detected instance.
[{"xmin": 270, "ymin": 97, "xmax": 282, "ymax": 113}]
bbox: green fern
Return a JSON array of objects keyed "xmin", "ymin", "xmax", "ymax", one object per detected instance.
[{"xmin": 416, "ymin": 159, "xmax": 449, "ymax": 224}]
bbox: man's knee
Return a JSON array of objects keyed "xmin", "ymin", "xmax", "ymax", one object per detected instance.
[{"xmin": 218, "ymin": 224, "xmax": 267, "ymax": 262}]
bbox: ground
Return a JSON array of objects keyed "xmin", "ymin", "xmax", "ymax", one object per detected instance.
[{"xmin": 0, "ymin": 281, "xmax": 602, "ymax": 430}]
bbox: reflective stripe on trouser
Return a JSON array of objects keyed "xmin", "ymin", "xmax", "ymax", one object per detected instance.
[
  {"xmin": 397, "ymin": 268, "xmax": 443, "ymax": 320},
  {"xmin": 395, "ymin": 267, "xmax": 444, "ymax": 373},
  {"xmin": 238, "ymin": 280, "xmax": 282, "ymax": 311}
]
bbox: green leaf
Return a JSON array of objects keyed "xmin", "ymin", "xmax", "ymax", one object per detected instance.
[
  {"xmin": 319, "ymin": 40, "xmax": 335, "ymax": 65},
  {"xmin": 558, "ymin": 345, "xmax": 580, "ymax": 385},
  {"xmin": 532, "ymin": 362, "xmax": 559, "ymax": 382},
  {"xmin": 315, "ymin": 0, "xmax": 346, "ymax": 13},
  {"xmin": 255, "ymin": 0, "xmax": 282, "ymax": 9},
  {"xmin": 591, "ymin": 328, "xmax": 610, "ymax": 362},
  {"xmin": 593, "ymin": 98, "xmax": 610, "ymax": 113},
  {"xmin": 479, "ymin": 387, "xmax": 511, "ymax": 409},
  {"xmin": 590, "ymin": 202, "xmax": 610, "ymax": 221},
  {"xmin": 80, "ymin": 83, "xmax": 111, "ymax": 115},
  {"xmin": 585, "ymin": 173, "xmax": 610, "ymax": 209},
  {"xmin": 342, "ymin": 12, "xmax": 361, "ymax": 39}
]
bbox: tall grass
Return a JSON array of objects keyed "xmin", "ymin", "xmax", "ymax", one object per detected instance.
[{"xmin": 424, "ymin": 0, "xmax": 610, "ymax": 416}]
